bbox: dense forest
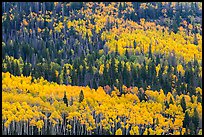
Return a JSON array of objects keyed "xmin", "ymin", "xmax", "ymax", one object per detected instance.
[{"xmin": 2, "ymin": 2, "xmax": 202, "ymax": 135}]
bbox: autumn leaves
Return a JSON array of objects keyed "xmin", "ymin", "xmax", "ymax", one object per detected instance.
[{"xmin": 2, "ymin": 72, "xmax": 202, "ymax": 135}]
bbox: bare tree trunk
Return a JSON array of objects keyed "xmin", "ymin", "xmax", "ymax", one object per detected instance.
[
  {"xmin": 8, "ymin": 124, "xmax": 10, "ymax": 135},
  {"xmin": 20, "ymin": 121, "xmax": 22, "ymax": 135},
  {"xmin": 81, "ymin": 124, "xmax": 83, "ymax": 135},
  {"xmin": 115, "ymin": 120, "xmax": 117, "ymax": 134},
  {"xmin": 24, "ymin": 122, "xmax": 26, "ymax": 135},
  {"xmin": 3, "ymin": 125, "xmax": 6, "ymax": 135},
  {"xmin": 73, "ymin": 117, "xmax": 76, "ymax": 135},
  {"xmin": 99, "ymin": 122, "xmax": 102, "ymax": 135},
  {"xmin": 32, "ymin": 126, "xmax": 33, "ymax": 135},
  {"xmin": 5, "ymin": 127, "xmax": 7, "ymax": 135}
]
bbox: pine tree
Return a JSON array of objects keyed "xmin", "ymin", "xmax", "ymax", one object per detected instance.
[
  {"xmin": 190, "ymin": 96, "xmax": 194, "ymax": 103},
  {"xmin": 22, "ymin": 63, "xmax": 30, "ymax": 76},
  {"xmin": 148, "ymin": 44, "xmax": 152, "ymax": 59},
  {"xmin": 141, "ymin": 60, "xmax": 147, "ymax": 83},
  {"xmin": 181, "ymin": 96, "xmax": 187, "ymax": 113},
  {"xmin": 63, "ymin": 66, "xmax": 68, "ymax": 85},
  {"xmin": 172, "ymin": 16, "xmax": 179, "ymax": 33},
  {"xmin": 118, "ymin": 3, "xmax": 123, "ymax": 18},
  {"xmin": 169, "ymin": 96, "xmax": 174, "ymax": 105},
  {"xmin": 79, "ymin": 90, "xmax": 84, "ymax": 103},
  {"xmin": 189, "ymin": 121, "xmax": 195, "ymax": 135},
  {"xmin": 110, "ymin": 56, "xmax": 116, "ymax": 85},
  {"xmin": 183, "ymin": 111, "xmax": 190, "ymax": 128},
  {"xmin": 197, "ymin": 94, "xmax": 202, "ymax": 104},
  {"xmin": 123, "ymin": 62, "xmax": 130, "ymax": 88},
  {"xmin": 15, "ymin": 61, "xmax": 21, "ymax": 76},
  {"xmin": 125, "ymin": 48, "xmax": 129, "ymax": 60},
  {"xmin": 115, "ymin": 44, "xmax": 119, "ymax": 56},
  {"xmin": 133, "ymin": 40, "xmax": 137, "ymax": 49},
  {"xmin": 138, "ymin": 88, "xmax": 146, "ymax": 102},
  {"xmin": 165, "ymin": 100, "xmax": 169, "ymax": 109},
  {"xmin": 192, "ymin": 107, "xmax": 199, "ymax": 134},
  {"xmin": 63, "ymin": 91, "xmax": 68, "ymax": 107}
]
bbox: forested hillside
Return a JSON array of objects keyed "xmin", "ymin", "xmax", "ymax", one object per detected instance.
[{"xmin": 2, "ymin": 2, "xmax": 202, "ymax": 135}]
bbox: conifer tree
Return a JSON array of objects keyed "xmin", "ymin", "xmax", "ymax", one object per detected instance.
[
  {"xmin": 63, "ymin": 91, "xmax": 68, "ymax": 107},
  {"xmin": 148, "ymin": 44, "xmax": 152, "ymax": 59},
  {"xmin": 133, "ymin": 40, "xmax": 137, "ymax": 49},
  {"xmin": 125, "ymin": 48, "xmax": 129, "ymax": 60},
  {"xmin": 189, "ymin": 122, "xmax": 195, "ymax": 135},
  {"xmin": 181, "ymin": 96, "xmax": 187, "ymax": 113},
  {"xmin": 192, "ymin": 107, "xmax": 199, "ymax": 134},
  {"xmin": 79, "ymin": 90, "xmax": 84, "ymax": 103},
  {"xmin": 15, "ymin": 61, "xmax": 21, "ymax": 76},
  {"xmin": 169, "ymin": 96, "xmax": 174, "ymax": 105},
  {"xmin": 165, "ymin": 100, "xmax": 169, "ymax": 109},
  {"xmin": 183, "ymin": 111, "xmax": 190, "ymax": 128}
]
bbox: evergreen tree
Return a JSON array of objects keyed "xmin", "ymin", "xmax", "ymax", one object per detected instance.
[
  {"xmin": 169, "ymin": 96, "xmax": 174, "ymax": 105},
  {"xmin": 125, "ymin": 48, "xmax": 129, "ymax": 60},
  {"xmin": 190, "ymin": 95, "xmax": 194, "ymax": 103},
  {"xmin": 118, "ymin": 2, "xmax": 123, "ymax": 18},
  {"xmin": 141, "ymin": 60, "xmax": 147, "ymax": 83},
  {"xmin": 148, "ymin": 44, "xmax": 152, "ymax": 59},
  {"xmin": 133, "ymin": 40, "xmax": 137, "ymax": 49},
  {"xmin": 181, "ymin": 96, "xmax": 187, "ymax": 113},
  {"xmin": 172, "ymin": 16, "xmax": 179, "ymax": 33},
  {"xmin": 165, "ymin": 100, "xmax": 169, "ymax": 109},
  {"xmin": 115, "ymin": 44, "xmax": 119, "ymax": 56},
  {"xmin": 11, "ymin": 61, "xmax": 15, "ymax": 75},
  {"xmin": 110, "ymin": 56, "xmax": 116, "ymax": 85},
  {"xmin": 197, "ymin": 94, "xmax": 202, "ymax": 104},
  {"xmin": 183, "ymin": 111, "xmax": 190, "ymax": 128},
  {"xmin": 138, "ymin": 88, "xmax": 147, "ymax": 102},
  {"xmin": 79, "ymin": 90, "xmax": 84, "ymax": 103},
  {"xmin": 63, "ymin": 91, "xmax": 68, "ymax": 107},
  {"xmin": 22, "ymin": 63, "xmax": 29, "ymax": 76},
  {"xmin": 15, "ymin": 61, "xmax": 21, "ymax": 76},
  {"xmin": 189, "ymin": 122, "xmax": 195, "ymax": 135},
  {"xmin": 123, "ymin": 62, "xmax": 130, "ymax": 87},
  {"xmin": 192, "ymin": 107, "xmax": 199, "ymax": 134}
]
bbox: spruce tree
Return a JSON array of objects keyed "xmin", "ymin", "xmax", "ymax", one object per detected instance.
[
  {"xmin": 183, "ymin": 111, "xmax": 190, "ymax": 128},
  {"xmin": 125, "ymin": 48, "xmax": 129, "ymax": 60},
  {"xmin": 110, "ymin": 56, "xmax": 116, "ymax": 81},
  {"xmin": 118, "ymin": 2, "xmax": 123, "ymax": 18},
  {"xmin": 181, "ymin": 96, "xmax": 187, "ymax": 113},
  {"xmin": 165, "ymin": 100, "xmax": 169, "ymax": 109},
  {"xmin": 115, "ymin": 44, "xmax": 119, "ymax": 56},
  {"xmin": 148, "ymin": 44, "xmax": 152, "ymax": 59},
  {"xmin": 15, "ymin": 61, "xmax": 21, "ymax": 76},
  {"xmin": 169, "ymin": 96, "xmax": 174, "ymax": 105},
  {"xmin": 192, "ymin": 107, "xmax": 199, "ymax": 134},
  {"xmin": 63, "ymin": 66, "xmax": 68, "ymax": 85},
  {"xmin": 79, "ymin": 90, "xmax": 84, "ymax": 103},
  {"xmin": 22, "ymin": 63, "xmax": 29, "ymax": 76},
  {"xmin": 63, "ymin": 91, "xmax": 68, "ymax": 107},
  {"xmin": 197, "ymin": 94, "xmax": 202, "ymax": 104},
  {"xmin": 189, "ymin": 122, "xmax": 195, "ymax": 135},
  {"xmin": 133, "ymin": 40, "xmax": 137, "ymax": 49}
]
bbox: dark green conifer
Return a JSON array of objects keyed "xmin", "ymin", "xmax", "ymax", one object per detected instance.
[
  {"xmin": 79, "ymin": 90, "xmax": 84, "ymax": 103},
  {"xmin": 181, "ymin": 96, "xmax": 187, "ymax": 113},
  {"xmin": 63, "ymin": 91, "xmax": 68, "ymax": 107}
]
